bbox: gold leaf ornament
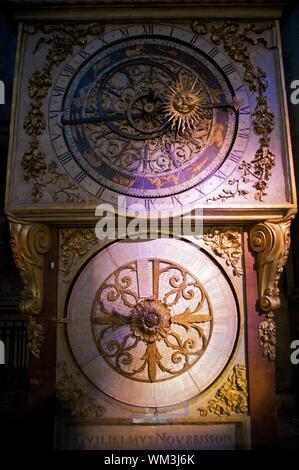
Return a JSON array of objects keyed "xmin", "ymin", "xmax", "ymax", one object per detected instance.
[
  {"xmin": 22, "ymin": 23, "xmax": 104, "ymax": 202},
  {"xmin": 192, "ymin": 21, "xmax": 276, "ymax": 202},
  {"xmin": 206, "ymin": 364, "xmax": 248, "ymax": 416}
]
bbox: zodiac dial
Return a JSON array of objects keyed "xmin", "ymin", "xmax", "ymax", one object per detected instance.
[
  {"xmin": 49, "ymin": 24, "xmax": 251, "ymax": 213},
  {"xmin": 67, "ymin": 239, "xmax": 239, "ymax": 407}
]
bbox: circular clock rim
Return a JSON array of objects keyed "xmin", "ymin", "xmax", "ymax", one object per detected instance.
[
  {"xmin": 48, "ymin": 24, "xmax": 251, "ymax": 217},
  {"xmin": 64, "ymin": 237, "xmax": 241, "ymax": 408}
]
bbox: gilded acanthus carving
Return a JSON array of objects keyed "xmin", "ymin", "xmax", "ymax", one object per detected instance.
[
  {"xmin": 56, "ymin": 362, "xmax": 105, "ymax": 417},
  {"xmin": 192, "ymin": 21, "xmax": 275, "ymax": 202},
  {"xmin": 249, "ymin": 211, "xmax": 295, "ymax": 360},
  {"xmin": 204, "ymin": 364, "xmax": 248, "ymax": 416},
  {"xmin": 258, "ymin": 318, "xmax": 276, "ymax": 362},
  {"xmin": 60, "ymin": 228, "xmax": 98, "ymax": 275},
  {"xmin": 27, "ymin": 317, "xmax": 45, "ymax": 359},
  {"xmin": 23, "ymin": 23, "xmax": 104, "ymax": 202},
  {"xmin": 8, "ymin": 215, "xmax": 51, "ymax": 315},
  {"xmin": 203, "ymin": 229, "xmax": 243, "ymax": 276}
]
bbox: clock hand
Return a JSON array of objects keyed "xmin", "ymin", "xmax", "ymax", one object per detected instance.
[
  {"xmin": 62, "ymin": 112, "xmax": 144, "ymax": 125},
  {"xmin": 200, "ymin": 98, "xmax": 242, "ymax": 112}
]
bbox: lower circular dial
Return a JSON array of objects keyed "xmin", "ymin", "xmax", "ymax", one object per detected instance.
[{"xmin": 67, "ymin": 238, "xmax": 239, "ymax": 407}]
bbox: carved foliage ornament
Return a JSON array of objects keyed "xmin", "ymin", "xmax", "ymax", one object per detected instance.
[
  {"xmin": 27, "ymin": 317, "xmax": 45, "ymax": 359},
  {"xmin": 56, "ymin": 362, "xmax": 105, "ymax": 417},
  {"xmin": 192, "ymin": 21, "xmax": 275, "ymax": 202},
  {"xmin": 60, "ymin": 228, "xmax": 98, "ymax": 276},
  {"xmin": 258, "ymin": 318, "xmax": 276, "ymax": 362},
  {"xmin": 205, "ymin": 364, "xmax": 248, "ymax": 416},
  {"xmin": 249, "ymin": 211, "xmax": 295, "ymax": 360},
  {"xmin": 22, "ymin": 23, "xmax": 104, "ymax": 202},
  {"xmin": 202, "ymin": 228, "xmax": 244, "ymax": 276}
]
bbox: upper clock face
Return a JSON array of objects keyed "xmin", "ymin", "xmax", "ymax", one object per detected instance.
[
  {"xmin": 49, "ymin": 24, "xmax": 251, "ymax": 214},
  {"xmin": 66, "ymin": 238, "xmax": 239, "ymax": 407}
]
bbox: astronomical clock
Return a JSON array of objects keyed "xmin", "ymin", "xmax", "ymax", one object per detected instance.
[{"xmin": 5, "ymin": 1, "xmax": 297, "ymax": 450}]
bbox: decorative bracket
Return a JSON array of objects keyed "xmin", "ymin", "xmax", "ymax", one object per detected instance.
[
  {"xmin": 7, "ymin": 214, "xmax": 51, "ymax": 358},
  {"xmin": 249, "ymin": 210, "xmax": 295, "ymax": 360},
  {"xmin": 8, "ymin": 215, "xmax": 51, "ymax": 315}
]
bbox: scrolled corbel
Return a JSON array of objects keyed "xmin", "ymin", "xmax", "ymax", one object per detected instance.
[
  {"xmin": 7, "ymin": 214, "xmax": 51, "ymax": 358},
  {"xmin": 8, "ymin": 214, "xmax": 51, "ymax": 315},
  {"xmin": 249, "ymin": 211, "xmax": 295, "ymax": 360}
]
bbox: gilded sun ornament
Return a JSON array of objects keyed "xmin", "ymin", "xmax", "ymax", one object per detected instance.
[{"xmin": 163, "ymin": 76, "xmax": 209, "ymax": 136}]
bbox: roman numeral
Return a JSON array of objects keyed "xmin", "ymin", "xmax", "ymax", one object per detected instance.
[
  {"xmin": 228, "ymin": 150, "xmax": 243, "ymax": 163},
  {"xmin": 96, "ymin": 187, "xmax": 105, "ymax": 198},
  {"xmin": 74, "ymin": 171, "xmax": 86, "ymax": 184},
  {"xmin": 53, "ymin": 85, "xmax": 65, "ymax": 97},
  {"xmin": 239, "ymin": 105, "xmax": 251, "ymax": 115},
  {"xmin": 238, "ymin": 127, "xmax": 250, "ymax": 139},
  {"xmin": 195, "ymin": 185, "xmax": 206, "ymax": 196},
  {"xmin": 190, "ymin": 34, "xmax": 199, "ymax": 45},
  {"xmin": 58, "ymin": 151, "xmax": 72, "ymax": 165},
  {"xmin": 208, "ymin": 47, "xmax": 219, "ymax": 58},
  {"xmin": 78, "ymin": 50, "xmax": 90, "ymax": 60},
  {"xmin": 120, "ymin": 28, "xmax": 130, "ymax": 38},
  {"xmin": 51, "ymin": 133, "xmax": 60, "ymax": 142},
  {"xmin": 49, "ymin": 110, "xmax": 60, "ymax": 119},
  {"xmin": 171, "ymin": 195, "xmax": 183, "ymax": 206},
  {"xmin": 98, "ymin": 37, "xmax": 108, "ymax": 45},
  {"xmin": 222, "ymin": 63, "xmax": 236, "ymax": 75},
  {"xmin": 144, "ymin": 199, "xmax": 155, "ymax": 210},
  {"xmin": 61, "ymin": 64, "xmax": 76, "ymax": 77},
  {"xmin": 142, "ymin": 24, "xmax": 154, "ymax": 35},
  {"xmin": 214, "ymin": 169, "xmax": 227, "ymax": 181}
]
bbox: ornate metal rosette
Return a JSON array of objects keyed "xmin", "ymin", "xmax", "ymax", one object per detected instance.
[
  {"xmin": 67, "ymin": 239, "xmax": 239, "ymax": 407},
  {"xmin": 91, "ymin": 260, "xmax": 213, "ymax": 382}
]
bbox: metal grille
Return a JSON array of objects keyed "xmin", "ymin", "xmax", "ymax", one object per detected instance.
[{"xmin": 0, "ymin": 318, "xmax": 29, "ymax": 390}]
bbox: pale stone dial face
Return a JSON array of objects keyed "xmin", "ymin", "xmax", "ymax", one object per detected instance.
[{"xmin": 67, "ymin": 238, "xmax": 239, "ymax": 407}]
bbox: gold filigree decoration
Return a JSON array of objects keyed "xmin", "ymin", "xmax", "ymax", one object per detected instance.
[
  {"xmin": 202, "ymin": 229, "xmax": 243, "ymax": 276},
  {"xmin": 56, "ymin": 362, "xmax": 105, "ymax": 417},
  {"xmin": 60, "ymin": 228, "xmax": 98, "ymax": 276},
  {"xmin": 23, "ymin": 23, "xmax": 104, "ymax": 202},
  {"xmin": 27, "ymin": 317, "xmax": 45, "ymax": 359},
  {"xmin": 249, "ymin": 211, "xmax": 295, "ymax": 360},
  {"xmin": 92, "ymin": 259, "xmax": 213, "ymax": 382},
  {"xmin": 205, "ymin": 364, "xmax": 248, "ymax": 416},
  {"xmin": 192, "ymin": 21, "xmax": 275, "ymax": 202},
  {"xmin": 8, "ymin": 215, "xmax": 51, "ymax": 315}
]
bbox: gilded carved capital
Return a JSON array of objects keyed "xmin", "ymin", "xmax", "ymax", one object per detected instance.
[{"xmin": 8, "ymin": 215, "xmax": 51, "ymax": 315}]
